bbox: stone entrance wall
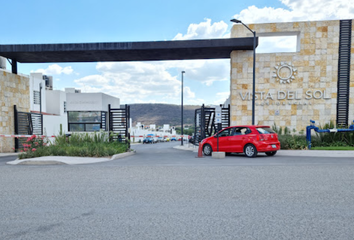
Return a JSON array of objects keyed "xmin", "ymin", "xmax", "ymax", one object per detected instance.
[
  {"xmin": 0, "ymin": 71, "xmax": 30, "ymax": 152},
  {"xmin": 230, "ymin": 19, "xmax": 354, "ymax": 132}
]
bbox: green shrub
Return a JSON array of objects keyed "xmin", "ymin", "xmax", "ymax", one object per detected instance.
[
  {"xmin": 311, "ymin": 120, "xmax": 354, "ymax": 148},
  {"xmin": 273, "ymin": 121, "xmax": 354, "ymax": 149},
  {"xmin": 18, "ymin": 130, "xmax": 129, "ymax": 159},
  {"xmin": 278, "ymin": 135, "xmax": 307, "ymax": 150}
]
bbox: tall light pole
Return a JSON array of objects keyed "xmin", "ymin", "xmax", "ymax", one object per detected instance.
[
  {"xmin": 181, "ymin": 71, "xmax": 185, "ymax": 146},
  {"xmin": 231, "ymin": 19, "xmax": 256, "ymax": 125}
]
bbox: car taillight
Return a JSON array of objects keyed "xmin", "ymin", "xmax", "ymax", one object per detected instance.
[{"xmin": 257, "ymin": 134, "xmax": 265, "ymax": 141}]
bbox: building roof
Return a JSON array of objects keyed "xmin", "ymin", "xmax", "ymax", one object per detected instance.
[{"xmin": 0, "ymin": 38, "xmax": 256, "ymax": 63}]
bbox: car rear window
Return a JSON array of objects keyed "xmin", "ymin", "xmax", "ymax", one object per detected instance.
[{"xmin": 256, "ymin": 127, "xmax": 276, "ymax": 134}]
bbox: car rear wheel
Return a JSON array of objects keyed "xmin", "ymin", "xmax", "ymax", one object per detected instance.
[
  {"xmin": 265, "ymin": 151, "xmax": 277, "ymax": 156},
  {"xmin": 244, "ymin": 144, "xmax": 258, "ymax": 158},
  {"xmin": 203, "ymin": 144, "xmax": 212, "ymax": 156}
]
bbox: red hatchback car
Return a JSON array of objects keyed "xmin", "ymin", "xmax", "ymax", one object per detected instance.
[{"xmin": 201, "ymin": 125, "xmax": 280, "ymax": 158}]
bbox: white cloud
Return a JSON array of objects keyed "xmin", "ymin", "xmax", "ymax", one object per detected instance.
[
  {"xmin": 75, "ymin": 62, "xmax": 187, "ymax": 104},
  {"xmin": 211, "ymin": 92, "xmax": 230, "ymax": 105},
  {"xmin": 162, "ymin": 59, "xmax": 230, "ymax": 86},
  {"xmin": 233, "ymin": 0, "xmax": 354, "ymax": 24},
  {"xmin": 183, "ymin": 86, "xmax": 195, "ymax": 99},
  {"xmin": 33, "ymin": 64, "xmax": 74, "ymax": 75},
  {"xmin": 72, "ymin": 57, "xmax": 233, "ymax": 104},
  {"xmin": 173, "ymin": 18, "xmax": 229, "ymax": 40},
  {"xmin": 74, "ymin": 75, "xmax": 110, "ymax": 86},
  {"xmin": 257, "ymin": 35, "xmax": 297, "ymax": 53}
]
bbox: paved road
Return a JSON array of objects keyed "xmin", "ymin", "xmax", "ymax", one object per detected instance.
[
  {"xmin": 1, "ymin": 142, "xmax": 354, "ymax": 239},
  {"xmin": 0, "ymin": 155, "xmax": 17, "ymax": 165}
]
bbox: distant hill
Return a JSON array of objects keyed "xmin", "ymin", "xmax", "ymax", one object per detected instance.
[{"xmin": 129, "ymin": 103, "xmax": 200, "ymax": 127}]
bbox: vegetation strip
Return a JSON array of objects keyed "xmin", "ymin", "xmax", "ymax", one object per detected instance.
[{"xmin": 17, "ymin": 129, "xmax": 130, "ymax": 160}]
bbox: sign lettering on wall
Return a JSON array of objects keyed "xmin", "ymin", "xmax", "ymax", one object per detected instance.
[
  {"xmin": 238, "ymin": 62, "xmax": 332, "ymax": 107},
  {"xmin": 239, "ymin": 90, "xmax": 331, "ymax": 101}
]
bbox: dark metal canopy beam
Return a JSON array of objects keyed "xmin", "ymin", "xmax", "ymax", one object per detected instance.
[{"xmin": 0, "ymin": 38, "xmax": 257, "ymax": 63}]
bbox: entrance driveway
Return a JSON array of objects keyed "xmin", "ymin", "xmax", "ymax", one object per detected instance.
[
  {"xmin": 1, "ymin": 142, "xmax": 354, "ymax": 239},
  {"xmin": 103, "ymin": 142, "xmax": 354, "ymax": 166}
]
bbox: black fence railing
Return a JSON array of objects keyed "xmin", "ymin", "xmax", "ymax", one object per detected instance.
[
  {"xmin": 14, "ymin": 105, "xmax": 43, "ymax": 150},
  {"xmin": 193, "ymin": 104, "xmax": 230, "ymax": 145},
  {"xmin": 109, "ymin": 104, "xmax": 130, "ymax": 149}
]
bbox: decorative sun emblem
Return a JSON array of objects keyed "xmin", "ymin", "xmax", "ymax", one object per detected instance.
[{"xmin": 272, "ymin": 62, "xmax": 297, "ymax": 84}]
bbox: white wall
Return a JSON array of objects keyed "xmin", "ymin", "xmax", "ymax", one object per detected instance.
[
  {"xmin": 29, "ymin": 73, "xmax": 46, "ymax": 113},
  {"xmin": 0, "ymin": 57, "xmax": 6, "ymax": 69},
  {"xmin": 46, "ymin": 90, "xmax": 66, "ymax": 115},
  {"xmin": 102, "ymin": 93, "xmax": 120, "ymax": 109},
  {"xmin": 43, "ymin": 114, "xmax": 68, "ymax": 137},
  {"xmin": 66, "ymin": 93, "xmax": 120, "ymax": 112},
  {"xmin": 66, "ymin": 93, "xmax": 103, "ymax": 111}
]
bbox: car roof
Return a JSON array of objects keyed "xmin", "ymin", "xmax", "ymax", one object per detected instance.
[{"xmin": 228, "ymin": 125, "xmax": 271, "ymax": 128}]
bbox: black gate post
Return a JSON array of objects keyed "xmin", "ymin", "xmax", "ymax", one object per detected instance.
[
  {"xmin": 228, "ymin": 104, "xmax": 230, "ymax": 127},
  {"xmin": 128, "ymin": 105, "xmax": 131, "ymax": 149},
  {"xmin": 201, "ymin": 104, "xmax": 205, "ymax": 140},
  {"xmin": 41, "ymin": 114, "xmax": 43, "ymax": 135},
  {"xmin": 125, "ymin": 104, "xmax": 131, "ymax": 149},
  {"xmin": 194, "ymin": 109, "xmax": 198, "ymax": 145},
  {"xmin": 28, "ymin": 114, "xmax": 33, "ymax": 135},
  {"xmin": 13, "ymin": 105, "xmax": 18, "ymax": 151},
  {"xmin": 108, "ymin": 104, "xmax": 112, "ymax": 142}
]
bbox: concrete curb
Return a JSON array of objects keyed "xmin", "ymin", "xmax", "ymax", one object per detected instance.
[
  {"xmin": 173, "ymin": 144, "xmax": 199, "ymax": 152},
  {"xmin": 18, "ymin": 161, "xmax": 66, "ymax": 165},
  {"xmin": 111, "ymin": 150, "xmax": 136, "ymax": 160},
  {"xmin": 6, "ymin": 150, "xmax": 136, "ymax": 165}
]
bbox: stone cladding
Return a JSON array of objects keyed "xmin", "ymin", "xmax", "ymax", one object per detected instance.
[
  {"xmin": 230, "ymin": 20, "xmax": 354, "ymax": 132},
  {"xmin": 0, "ymin": 71, "xmax": 30, "ymax": 152}
]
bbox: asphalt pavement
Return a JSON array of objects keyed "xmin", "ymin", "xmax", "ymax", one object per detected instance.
[
  {"xmin": 1, "ymin": 142, "xmax": 354, "ymax": 239},
  {"xmin": 2, "ymin": 142, "xmax": 354, "ymax": 165}
]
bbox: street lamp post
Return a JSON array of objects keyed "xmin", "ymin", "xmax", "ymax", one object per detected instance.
[
  {"xmin": 181, "ymin": 71, "xmax": 185, "ymax": 146},
  {"xmin": 230, "ymin": 19, "xmax": 256, "ymax": 125}
]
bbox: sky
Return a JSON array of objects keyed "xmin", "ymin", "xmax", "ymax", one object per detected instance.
[{"xmin": 1, "ymin": 0, "xmax": 354, "ymax": 105}]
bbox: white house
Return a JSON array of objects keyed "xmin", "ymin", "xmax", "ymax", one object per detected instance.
[
  {"xmin": 28, "ymin": 73, "xmax": 120, "ymax": 136},
  {"xmin": 65, "ymin": 89, "xmax": 120, "ymax": 132}
]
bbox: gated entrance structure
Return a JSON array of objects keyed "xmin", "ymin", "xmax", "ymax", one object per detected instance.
[
  {"xmin": 13, "ymin": 105, "xmax": 43, "ymax": 150},
  {"xmin": 0, "ymin": 38, "xmax": 256, "ymax": 74},
  {"xmin": 193, "ymin": 104, "xmax": 230, "ymax": 144}
]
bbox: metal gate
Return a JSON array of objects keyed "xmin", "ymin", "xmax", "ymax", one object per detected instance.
[
  {"xmin": 14, "ymin": 105, "xmax": 43, "ymax": 150},
  {"xmin": 193, "ymin": 104, "xmax": 230, "ymax": 144},
  {"xmin": 108, "ymin": 104, "xmax": 130, "ymax": 148},
  {"xmin": 336, "ymin": 19, "xmax": 352, "ymax": 126}
]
